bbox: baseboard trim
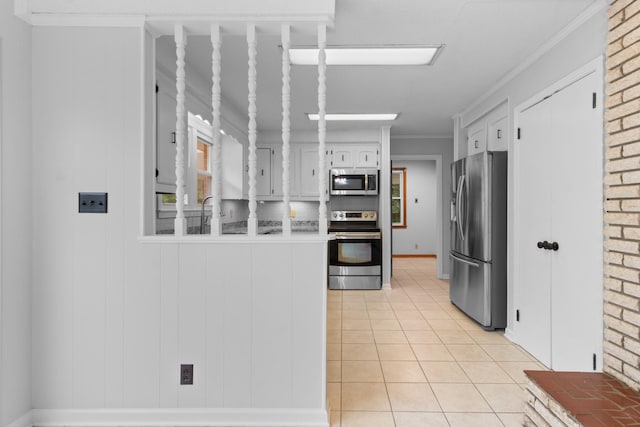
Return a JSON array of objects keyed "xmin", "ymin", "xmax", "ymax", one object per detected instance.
[
  {"xmin": 7, "ymin": 411, "xmax": 32, "ymax": 427},
  {"xmin": 29, "ymin": 408, "xmax": 329, "ymax": 427},
  {"xmin": 392, "ymin": 254, "xmax": 436, "ymax": 258}
]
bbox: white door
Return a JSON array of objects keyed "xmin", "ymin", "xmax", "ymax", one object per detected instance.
[
  {"xmin": 515, "ymin": 98, "xmax": 553, "ymax": 367},
  {"xmin": 549, "ymin": 73, "xmax": 603, "ymax": 371},
  {"xmin": 515, "ymin": 71, "xmax": 603, "ymax": 371}
]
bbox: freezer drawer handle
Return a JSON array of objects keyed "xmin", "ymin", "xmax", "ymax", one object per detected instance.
[{"xmin": 450, "ymin": 253, "xmax": 480, "ymax": 268}]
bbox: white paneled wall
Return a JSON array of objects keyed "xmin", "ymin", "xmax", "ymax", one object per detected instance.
[
  {"xmin": 0, "ymin": 0, "xmax": 33, "ymax": 424},
  {"xmin": 31, "ymin": 25, "xmax": 328, "ymax": 426}
]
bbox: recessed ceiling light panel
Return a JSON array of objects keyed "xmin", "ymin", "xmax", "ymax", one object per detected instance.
[
  {"xmin": 290, "ymin": 45, "xmax": 442, "ymax": 66},
  {"xmin": 307, "ymin": 113, "xmax": 398, "ymax": 121}
]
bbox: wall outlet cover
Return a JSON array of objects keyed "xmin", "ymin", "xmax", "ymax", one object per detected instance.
[
  {"xmin": 180, "ymin": 364, "xmax": 194, "ymax": 385},
  {"xmin": 78, "ymin": 192, "xmax": 108, "ymax": 213}
]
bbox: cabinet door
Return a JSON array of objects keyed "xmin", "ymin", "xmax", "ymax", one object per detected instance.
[
  {"xmin": 467, "ymin": 125, "xmax": 487, "ymax": 155},
  {"xmin": 331, "ymin": 148, "xmax": 353, "ymax": 168},
  {"xmin": 300, "ymin": 148, "xmax": 320, "ymax": 196},
  {"xmin": 515, "ymin": 99, "xmax": 553, "ymax": 368},
  {"xmin": 515, "ymin": 71, "xmax": 602, "ymax": 371},
  {"xmin": 156, "ymin": 90, "xmax": 177, "ymax": 187},
  {"xmin": 487, "ymin": 116, "xmax": 508, "ymax": 151},
  {"xmin": 548, "ymin": 72, "xmax": 602, "ymax": 371},
  {"xmin": 356, "ymin": 146, "xmax": 379, "ymax": 168},
  {"xmin": 256, "ymin": 147, "xmax": 271, "ymax": 196},
  {"xmin": 270, "ymin": 146, "xmax": 283, "ymax": 197}
]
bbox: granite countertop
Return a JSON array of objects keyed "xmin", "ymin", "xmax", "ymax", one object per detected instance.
[{"xmin": 222, "ymin": 220, "xmax": 319, "ymax": 235}]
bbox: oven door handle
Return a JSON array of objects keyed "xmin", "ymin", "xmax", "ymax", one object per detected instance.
[{"xmin": 333, "ymin": 232, "xmax": 381, "ymax": 239}]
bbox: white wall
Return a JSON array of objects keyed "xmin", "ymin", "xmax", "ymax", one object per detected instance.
[
  {"xmin": 31, "ymin": 25, "xmax": 329, "ymax": 426},
  {"xmin": 391, "ymin": 160, "xmax": 437, "ymax": 255},
  {"xmin": 391, "ymin": 138, "xmax": 453, "ymax": 276},
  {"xmin": 0, "ymin": 0, "xmax": 32, "ymax": 424},
  {"xmin": 455, "ymin": 6, "xmax": 607, "ymax": 334}
]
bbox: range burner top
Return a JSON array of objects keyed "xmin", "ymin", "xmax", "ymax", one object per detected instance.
[{"xmin": 329, "ymin": 210, "xmax": 379, "ymax": 233}]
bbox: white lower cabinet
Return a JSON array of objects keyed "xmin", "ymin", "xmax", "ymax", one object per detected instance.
[{"xmin": 514, "ymin": 71, "xmax": 602, "ymax": 371}]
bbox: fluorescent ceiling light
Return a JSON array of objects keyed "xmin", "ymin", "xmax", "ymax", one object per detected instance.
[
  {"xmin": 307, "ymin": 113, "xmax": 398, "ymax": 121},
  {"xmin": 289, "ymin": 46, "xmax": 442, "ymax": 66}
]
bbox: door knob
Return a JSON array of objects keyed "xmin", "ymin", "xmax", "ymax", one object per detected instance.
[
  {"xmin": 537, "ymin": 241, "xmax": 549, "ymax": 249},
  {"xmin": 536, "ymin": 240, "xmax": 559, "ymax": 251}
]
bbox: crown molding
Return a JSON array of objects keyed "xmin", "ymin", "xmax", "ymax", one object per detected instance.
[{"xmin": 458, "ymin": 0, "xmax": 606, "ymax": 121}]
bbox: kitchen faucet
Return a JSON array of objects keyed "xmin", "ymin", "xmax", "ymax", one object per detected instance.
[{"xmin": 200, "ymin": 195, "xmax": 214, "ymax": 234}]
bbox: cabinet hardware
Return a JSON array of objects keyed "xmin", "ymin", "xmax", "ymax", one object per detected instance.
[
  {"xmin": 517, "ymin": 128, "xmax": 521, "ymax": 140},
  {"xmin": 261, "ymin": 169, "xmax": 264, "ymax": 176},
  {"xmin": 474, "ymin": 140, "xmax": 479, "ymax": 148},
  {"xmin": 171, "ymin": 131, "xmax": 176, "ymax": 144},
  {"xmin": 497, "ymin": 129, "xmax": 502, "ymax": 139},
  {"xmin": 593, "ymin": 353, "xmax": 596, "ymax": 371},
  {"xmin": 516, "ymin": 309, "xmax": 520, "ymax": 322},
  {"xmin": 592, "ymin": 92, "xmax": 596, "ymax": 109},
  {"xmin": 537, "ymin": 240, "xmax": 559, "ymax": 251},
  {"xmin": 312, "ymin": 169, "xmax": 315, "ymax": 176}
]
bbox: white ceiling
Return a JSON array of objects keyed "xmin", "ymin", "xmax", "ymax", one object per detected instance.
[{"xmin": 156, "ymin": 0, "xmax": 599, "ymax": 138}]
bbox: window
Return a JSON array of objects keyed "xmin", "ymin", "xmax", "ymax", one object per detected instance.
[
  {"xmin": 392, "ymin": 168, "xmax": 407, "ymax": 228},
  {"xmin": 196, "ymin": 138, "xmax": 212, "ymax": 204}
]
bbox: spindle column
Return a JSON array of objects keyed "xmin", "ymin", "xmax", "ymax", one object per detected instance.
[
  {"xmin": 247, "ymin": 24, "xmax": 258, "ymax": 236},
  {"xmin": 174, "ymin": 24, "xmax": 188, "ymax": 236},
  {"xmin": 210, "ymin": 24, "xmax": 223, "ymax": 236},
  {"xmin": 317, "ymin": 24, "xmax": 328, "ymax": 234},
  {"xmin": 281, "ymin": 24, "xmax": 292, "ymax": 236}
]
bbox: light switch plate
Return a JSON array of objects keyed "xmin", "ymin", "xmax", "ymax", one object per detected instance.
[{"xmin": 79, "ymin": 192, "xmax": 108, "ymax": 213}]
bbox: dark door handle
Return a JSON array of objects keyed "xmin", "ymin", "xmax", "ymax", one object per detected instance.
[{"xmin": 537, "ymin": 240, "xmax": 559, "ymax": 251}]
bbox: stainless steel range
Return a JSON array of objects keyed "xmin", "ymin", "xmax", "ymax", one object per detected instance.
[{"xmin": 328, "ymin": 210, "xmax": 382, "ymax": 290}]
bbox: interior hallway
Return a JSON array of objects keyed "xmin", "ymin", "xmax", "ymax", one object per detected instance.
[{"xmin": 326, "ymin": 257, "xmax": 546, "ymax": 427}]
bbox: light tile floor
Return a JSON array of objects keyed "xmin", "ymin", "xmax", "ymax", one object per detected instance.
[{"xmin": 326, "ymin": 257, "xmax": 547, "ymax": 427}]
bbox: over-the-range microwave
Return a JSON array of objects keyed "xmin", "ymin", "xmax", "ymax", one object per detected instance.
[{"xmin": 330, "ymin": 169, "xmax": 379, "ymax": 196}]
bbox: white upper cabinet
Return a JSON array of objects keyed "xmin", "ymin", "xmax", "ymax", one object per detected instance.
[
  {"xmin": 256, "ymin": 147, "xmax": 272, "ymax": 197},
  {"xmin": 156, "ymin": 86, "xmax": 177, "ymax": 191},
  {"xmin": 300, "ymin": 147, "xmax": 320, "ymax": 197},
  {"xmin": 329, "ymin": 144, "xmax": 380, "ymax": 169},
  {"xmin": 488, "ymin": 116, "xmax": 508, "ymax": 151},
  {"xmin": 467, "ymin": 123, "xmax": 487, "ymax": 156},
  {"xmin": 465, "ymin": 102, "xmax": 508, "ymax": 156},
  {"xmin": 330, "ymin": 147, "xmax": 353, "ymax": 168}
]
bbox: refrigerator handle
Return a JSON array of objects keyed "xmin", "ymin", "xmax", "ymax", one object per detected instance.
[
  {"xmin": 456, "ymin": 175, "xmax": 465, "ymax": 241},
  {"xmin": 450, "ymin": 252, "xmax": 480, "ymax": 268}
]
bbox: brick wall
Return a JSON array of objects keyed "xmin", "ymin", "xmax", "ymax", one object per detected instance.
[{"xmin": 605, "ymin": 0, "xmax": 640, "ymax": 391}]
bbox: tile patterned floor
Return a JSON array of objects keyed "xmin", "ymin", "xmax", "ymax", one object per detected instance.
[{"xmin": 327, "ymin": 257, "xmax": 547, "ymax": 427}]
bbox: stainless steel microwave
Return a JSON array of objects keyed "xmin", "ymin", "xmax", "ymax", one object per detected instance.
[{"xmin": 330, "ymin": 169, "xmax": 378, "ymax": 196}]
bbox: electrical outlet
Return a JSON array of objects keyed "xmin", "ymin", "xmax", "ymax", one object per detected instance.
[
  {"xmin": 180, "ymin": 364, "xmax": 193, "ymax": 385},
  {"xmin": 78, "ymin": 192, "xmax": 108, "ymax": 213}
]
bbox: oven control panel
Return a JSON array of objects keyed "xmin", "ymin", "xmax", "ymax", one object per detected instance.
[{"xmin": 331, "ymin": 210, "xmax": 377, "ymax": 222}]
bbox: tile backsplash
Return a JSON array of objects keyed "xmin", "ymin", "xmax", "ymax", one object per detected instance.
[{"xmin": 155, "ymin": 199, "xmax": 321, "ymax": 234}]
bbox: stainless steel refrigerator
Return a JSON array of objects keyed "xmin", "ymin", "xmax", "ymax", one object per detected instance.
[{"xmin": 450, "ymin": 151, "xmax": 507, "ymax": 330}]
